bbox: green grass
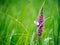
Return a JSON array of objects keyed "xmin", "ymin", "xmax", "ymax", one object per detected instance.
[{"xmin": 0, "ymin": 0, "xmax": 59, "ymax": 45}]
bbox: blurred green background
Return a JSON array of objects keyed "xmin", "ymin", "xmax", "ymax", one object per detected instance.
[{"xmin": 0, "ymin": 0, "xmax": 60, "ymax": 45}]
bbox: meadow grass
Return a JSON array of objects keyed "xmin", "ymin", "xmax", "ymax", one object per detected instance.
[{"xmin": 0, "ymin": 0, "xmax": 59, "ymax": 45}]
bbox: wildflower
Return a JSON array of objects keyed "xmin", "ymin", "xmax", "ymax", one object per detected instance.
[
  {"xmin": 37, "ymin": 6, "xmax": 44, "ymax": 41},
  {"xmin": 37, "ymin": 15, "xmax": 44, "ymax": 41},
  {"xmin": 34, "ymin": 6, "xmax": 44, "ymax": 41}
]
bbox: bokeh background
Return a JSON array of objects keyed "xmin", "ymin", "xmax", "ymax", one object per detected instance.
[{"xmin": 0, "ymin": 0, "xmax": 60, "ymax": 45}]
